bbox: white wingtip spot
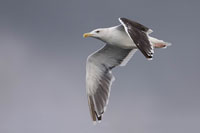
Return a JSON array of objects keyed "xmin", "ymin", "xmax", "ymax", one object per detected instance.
[
  {"xmin": 147, "ymin": 58, "xmax": 153, "ymax": 61},
  {"xmin": 93, "ymin": 121, "xmax": 97, "ymax": 125}
]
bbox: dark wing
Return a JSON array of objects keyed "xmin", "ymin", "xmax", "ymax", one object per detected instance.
[
  {"xmin": 86, "ymin": 44, "xmax": 136, "ymax": 122},
  {"xmin": 119, "ymin": 17, "xmax": 154, "ymax": 59}
]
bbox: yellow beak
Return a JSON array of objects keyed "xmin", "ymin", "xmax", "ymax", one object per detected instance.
[{"xmin": 83, "ymin": 33, "xmax": 93, "ymax": 38}]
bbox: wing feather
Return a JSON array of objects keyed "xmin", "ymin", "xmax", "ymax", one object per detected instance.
[
  {"xmin": 86, "ymin": 44, "xmax": 134, "ymax": 122},
  {"xmin": 119, "ymin": 17, "xmax": 154, "ymax": 59}
]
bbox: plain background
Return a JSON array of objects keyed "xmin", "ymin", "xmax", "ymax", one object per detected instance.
[{"xmin": 0, "ymin": 0, "xmax": 200, "ymax": 133}]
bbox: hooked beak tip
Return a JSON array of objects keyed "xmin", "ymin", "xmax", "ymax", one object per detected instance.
[{"xmin": 83, "ymin": 33, "xmax": 92, "ymax": 38}]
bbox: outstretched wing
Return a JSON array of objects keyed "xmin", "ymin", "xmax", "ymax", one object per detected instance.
[
  {"xmin": 86, "ymin": 44, "xmax": 136, "ymax": 122},
  {"xmin": 119, "ymin": 17, "xmax": 154, "ymax": 59}
]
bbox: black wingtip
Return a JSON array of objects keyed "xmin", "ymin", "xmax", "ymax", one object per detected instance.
[
  {"xmin": 97, "ymin": 115, "xmax": 102, "ymax": 121},
  {"xmin": 93, "ymin": 111, "xmax": 102, "ymax": 123},
  {"xmin": 147, "ymin": 57, "xmax": 153, "ymax": 60}
]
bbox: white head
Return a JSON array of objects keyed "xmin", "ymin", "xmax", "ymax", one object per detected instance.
[{"xmin": 83, "ymin": 28, "xmax": 109, "ymax": 43}]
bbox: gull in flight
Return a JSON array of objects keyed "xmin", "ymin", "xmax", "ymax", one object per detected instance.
[{"xmin": 83, "ymin": 18, "xmax": 170, "ymax": 123}]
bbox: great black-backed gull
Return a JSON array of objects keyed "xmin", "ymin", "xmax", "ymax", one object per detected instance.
[{"xmin": 83, "ymin": 18, "xmax": 170, "ymax": 123}]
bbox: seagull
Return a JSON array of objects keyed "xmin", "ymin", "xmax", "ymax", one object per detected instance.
[{"xmin": 83, "ymin": 18, "xmax": 170, "ymax": 123}]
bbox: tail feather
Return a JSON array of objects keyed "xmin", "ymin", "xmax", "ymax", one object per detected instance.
[
  {"xmin": 149, "ymin": 36, "xmax": 171, "ymax": 48},
  {"xmin": 153, "ymin": 42, "xmax": 171, "ymax": 48}
]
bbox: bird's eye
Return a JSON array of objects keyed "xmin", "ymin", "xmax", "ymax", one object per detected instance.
[{"xmin": 96, "ymin": 30, "xmax": 100, "ymax": 33}]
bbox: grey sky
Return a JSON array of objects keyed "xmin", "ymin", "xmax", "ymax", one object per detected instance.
[{"xmin": 0, "ymin": 0, "xmax": 200, "ymax": 133}]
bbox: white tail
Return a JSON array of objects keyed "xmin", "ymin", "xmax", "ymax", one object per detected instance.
[{"xmin": 149, "ymin": 36, "xmax": 171, "ymax": 48}]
